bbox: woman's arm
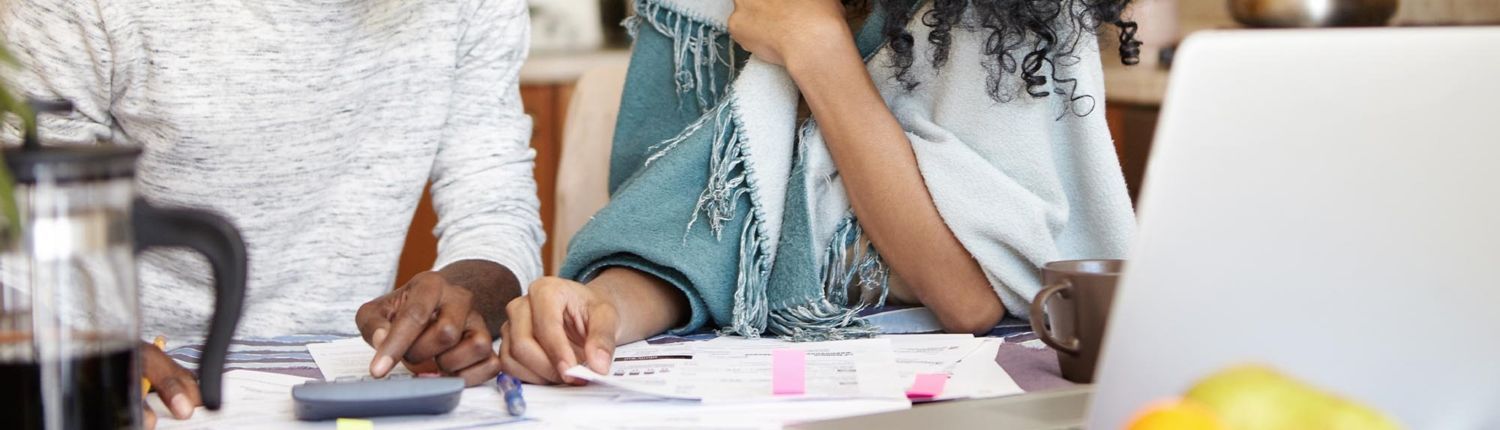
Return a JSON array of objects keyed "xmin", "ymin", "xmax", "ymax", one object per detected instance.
[
  {"xmin": 589, "ymin": 268, "xmax": 690, "ymax": 345},
  {"xmin": 729, "ymin": 0, "xmax": 1004, "ymax": 334},
  {"xmin": 790, "ymin": 35, "xmax": 1005, "ymax": 334}
]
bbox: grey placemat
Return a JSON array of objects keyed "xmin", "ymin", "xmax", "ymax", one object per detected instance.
[{"xmin": 996, "ymin": 332, "xmax": 1075, "ymax": 393}]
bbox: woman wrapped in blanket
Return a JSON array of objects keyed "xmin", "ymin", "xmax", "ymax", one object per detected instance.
[{"xmin": 499, "ymin": 0, "xmax": 1140, "ymax": 384}]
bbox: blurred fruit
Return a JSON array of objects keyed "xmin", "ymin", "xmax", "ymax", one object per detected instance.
[
  {"xmin": 1127, "ymin": 398, "xmax": 1228, "ymax": 430},
  {"xmin": 1184, "ymin": 365, "xmax": 1400, "ymax": 430}
]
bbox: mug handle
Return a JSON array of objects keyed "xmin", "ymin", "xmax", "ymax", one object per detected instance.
[
  {"xmin": 133, "ymin": 198, "xmax": 247, "ymax": 411},
  {"xmin": 1029, "ymin": 281, "xmax": 1081, "ymax": 356}
]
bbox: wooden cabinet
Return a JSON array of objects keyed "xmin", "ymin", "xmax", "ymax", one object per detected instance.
[
  {"xmin": 1105, "ymin": 102, "xmax": 1160, "ymax": 204},
  {"xmin": 521, "ymin": 83, "xmax": 576, "ymax": 275}
]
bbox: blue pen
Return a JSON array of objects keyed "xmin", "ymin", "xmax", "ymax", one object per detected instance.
[{"xmin": 495, "ymin": 373, "xmax": 526, "ymax": 417}]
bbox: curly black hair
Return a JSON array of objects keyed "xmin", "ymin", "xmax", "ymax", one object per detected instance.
[{"xmin": 852, "ymin": 0, "xmax": 1141, "ymax": 106}]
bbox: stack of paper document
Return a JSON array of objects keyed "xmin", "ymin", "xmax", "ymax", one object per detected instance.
[
  {"xmin": 571, "ymin": 334, "xmax": 1014, "ymax": 401},
  {"xmin": 152, "ymin": 334, "xmax": 1021, "ymax": 430},
  {"xmin": 148, "ymin": 370, "xmax": 520, "ymax": 430},
  {"xmin": 568, "ymin": 337, "xmax": 908, "ymax": 402},
  {"xmin": 539, "ymin": 334, "xmax": 1020, "ymax": 428}
]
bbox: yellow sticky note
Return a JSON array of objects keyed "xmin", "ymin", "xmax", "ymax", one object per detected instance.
[{"xmin": 336, "ymin": 418, "xmax": 374, "ymax": 430}]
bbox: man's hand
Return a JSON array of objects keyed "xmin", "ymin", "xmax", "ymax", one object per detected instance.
[
  {"xmin": 142, "ymin": 342, "xmax": 200, "ymax": 429},
  {"xmin": 356, "ymin": 262, "xmax": 517, "ymax": 386}
]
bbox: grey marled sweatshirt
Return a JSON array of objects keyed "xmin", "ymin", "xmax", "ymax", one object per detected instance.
[{"xmin": 1, "ymin": 0, "xmax": 542, "ymax": 339}]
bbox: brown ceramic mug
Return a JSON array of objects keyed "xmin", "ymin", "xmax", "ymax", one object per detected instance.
[{"xmin": 1028, "ymin": 259, "xmax": 1124, "ymax": 384}]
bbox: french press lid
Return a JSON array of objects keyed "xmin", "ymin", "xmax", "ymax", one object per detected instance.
[{"xmin": 3, "ymin": 99, "xmax": 141, "ymax": 184}]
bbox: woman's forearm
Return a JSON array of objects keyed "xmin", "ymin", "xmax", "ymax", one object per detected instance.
[
  {"xmin": 586, "ymin": 267, "xmax": 689, "ymax": 344},
  {"xmin": 783, "ymin": 34, "xmax": 1005, "ymax": 334}
]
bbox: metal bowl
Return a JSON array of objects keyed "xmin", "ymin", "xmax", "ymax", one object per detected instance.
[{"xmin": 1230, "ymin": 0, "xmax": 1399, "ymax": 28}]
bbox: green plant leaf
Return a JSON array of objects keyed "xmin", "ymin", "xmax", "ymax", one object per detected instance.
[{"xmin": 0, "ymin": 45, "xmax": 25, "ymax": 238}]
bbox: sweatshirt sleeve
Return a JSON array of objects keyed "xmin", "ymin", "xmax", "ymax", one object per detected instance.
[
  {"xmin": 1, "ymin": 0, "xmax": 130, "ymax": 145},
  {"xmin": 429, "ymin": 0, "xmax": 544, "ymax": 288}
]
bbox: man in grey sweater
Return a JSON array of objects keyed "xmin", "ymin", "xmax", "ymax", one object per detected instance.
[{"xmin": 2, "ymin": 0, "xmax": 539, "ymax": 425}]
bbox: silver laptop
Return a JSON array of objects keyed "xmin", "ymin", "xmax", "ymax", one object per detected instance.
[{"xmin": 800, "ymin": 27, "xmax": 1500, "ymax": 429}]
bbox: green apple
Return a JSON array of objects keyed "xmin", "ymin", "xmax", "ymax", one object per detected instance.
[{"xmin": 1184, "ymin": 365, "xmax": 1400, "ymax": 430}]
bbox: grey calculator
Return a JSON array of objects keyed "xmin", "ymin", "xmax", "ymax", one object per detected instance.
[{"xmin": 291, "ymin": 375, "xmax": 464, "ymax": 421}]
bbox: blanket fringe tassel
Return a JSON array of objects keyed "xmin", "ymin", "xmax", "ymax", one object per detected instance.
[
  {"xmin": 766, "ymin": 216, "xmax": 891, "ymax": 342},
  {"xmin": 624, "ymin": 0, "xmax": 737, "ymax": 111}
]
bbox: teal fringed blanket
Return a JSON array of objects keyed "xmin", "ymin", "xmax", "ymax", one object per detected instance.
[{"xmin": 562, "ymin": 0, "xmax": 1136, "ymax": 340}]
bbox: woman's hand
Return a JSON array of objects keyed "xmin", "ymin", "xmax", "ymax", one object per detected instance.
[
  {"xmin": 728, "ymin": 0, "xmax": 852, "ymax": 67},
  {"xmin": 498, "ymin": 277, "xmax": 619, "ymax": 385}
]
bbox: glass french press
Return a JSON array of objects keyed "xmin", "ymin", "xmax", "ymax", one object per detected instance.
[{"xmin": 0, "ymin": 101, "xmax": 247, "ymax": 429}]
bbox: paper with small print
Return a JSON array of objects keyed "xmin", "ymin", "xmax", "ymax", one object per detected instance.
[
  {"xmin": 305, "ymin": 337, "xmax": 412, "ymax": 381},
  {"xmin": 887, "ymin": 334, "xmax": 985, "ymax": 382},
  {"xmin": 566, "ymin": 337, "xmax": 906, "ymax": 402},
  {"xmin": 148, "ymin": 369, "xmax": 519, "ymax": 430}
]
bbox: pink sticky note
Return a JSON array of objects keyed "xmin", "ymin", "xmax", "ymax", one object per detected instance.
[
  {"xmin": 771, "ymin": 349, "xmax": 806, "ymax": 395},
  {"xmin": 906, "ymin": 373, "xmax": 948, "ymax": 399}
]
